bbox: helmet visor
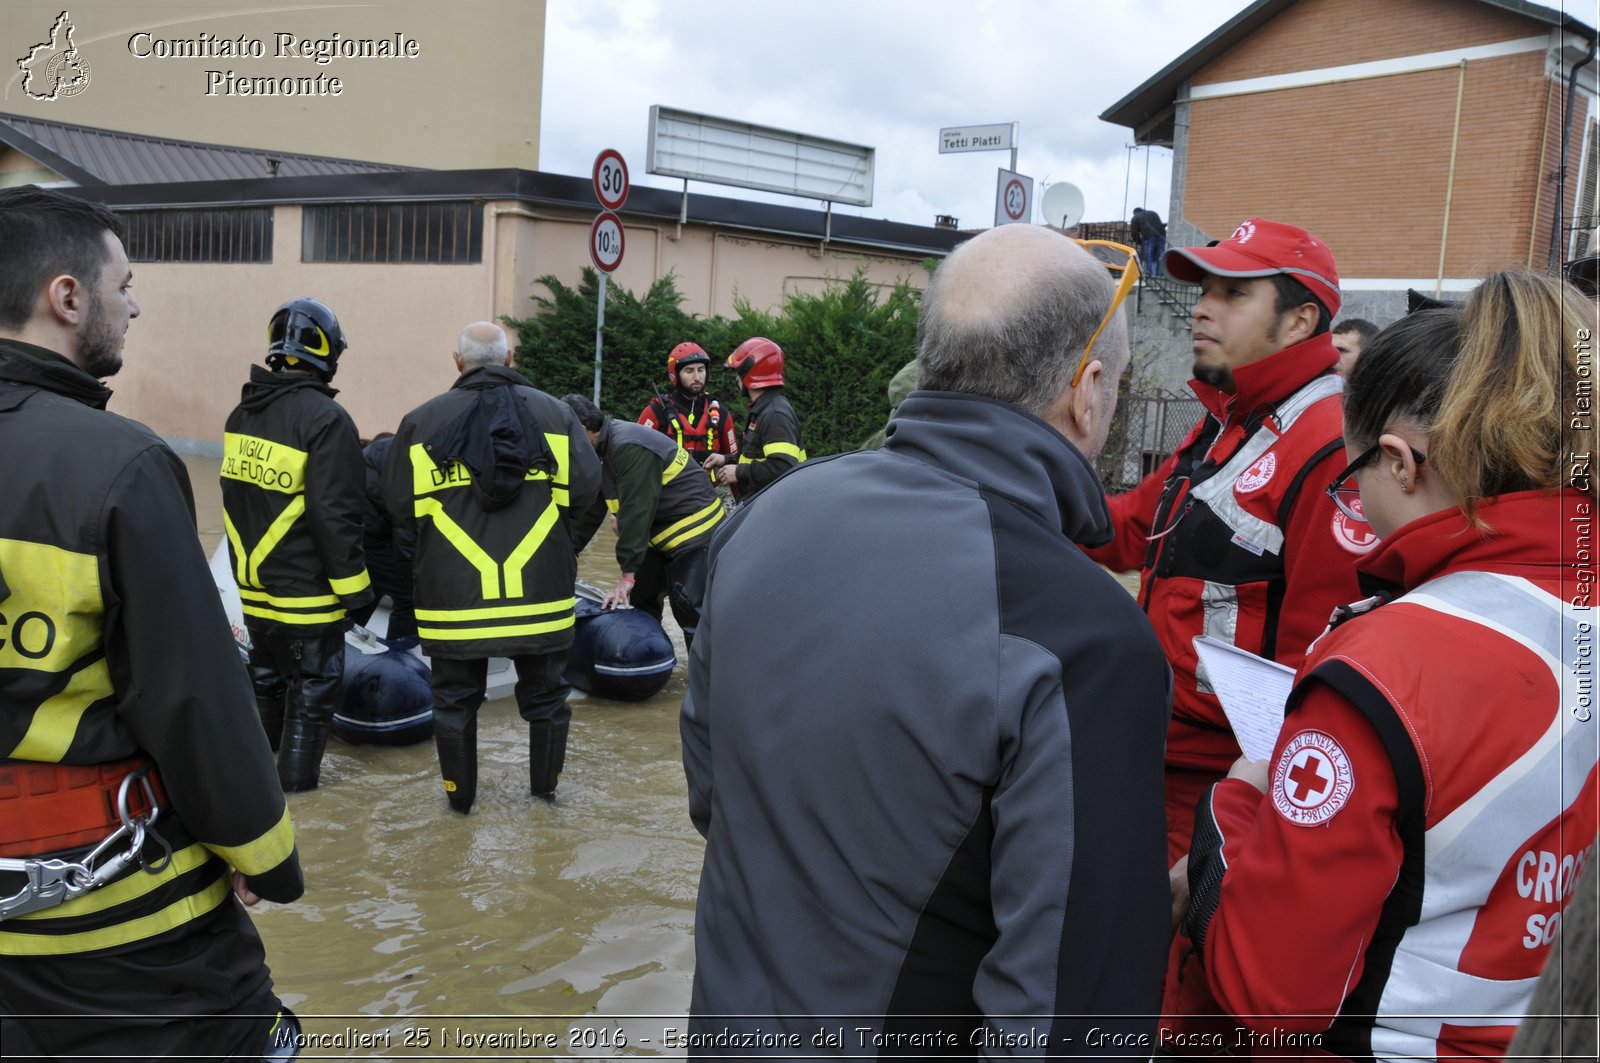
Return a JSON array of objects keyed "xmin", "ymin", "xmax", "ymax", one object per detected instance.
[{"xmin": 268, "ymin": 311, "xmax": 332, "ymax": 358}]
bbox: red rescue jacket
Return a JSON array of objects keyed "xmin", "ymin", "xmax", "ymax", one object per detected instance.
[
  {"xmin": 1188, "ymin": 491, "xmax": 1599, "ymax": 1060},
  {"xmin": 1087, "ymin": 335, "xmax": 1366, "ymax": 857}
]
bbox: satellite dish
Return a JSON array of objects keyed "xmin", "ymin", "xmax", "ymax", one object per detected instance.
[{"xmin": 1041, "ymin": 182, "xmax": 1084, "ymax": 229}]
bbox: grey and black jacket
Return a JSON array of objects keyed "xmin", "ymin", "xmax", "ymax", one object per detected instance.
[{"xmin": 681, "ymin": 390, "xmax": 1173, "ymax": 1052}]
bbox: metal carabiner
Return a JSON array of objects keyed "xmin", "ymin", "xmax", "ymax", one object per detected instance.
[{"xmin": 114, "ymin": 766, "xmax": 172, "ymax": 874}]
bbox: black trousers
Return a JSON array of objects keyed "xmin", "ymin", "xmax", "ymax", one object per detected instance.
[
  {"xmin": 245, "ymin": 625, "xmax": 346, "ymax": 734},
  {"xmin": 628, "ymin": 545, "xmax": 708, "ymax": 644},
  {"xmin": 428, "ymin": 651, "xmax": 571, "ymax": 738}
]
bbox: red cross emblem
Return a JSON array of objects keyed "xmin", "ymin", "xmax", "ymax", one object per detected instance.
[
  {"xmin": 1272, "ymin": 730, "xmax": 1355, "ymax": 825},
  {"xmin": 1287, "ymin": 754, "xmax": 1330, "ymax": 802}
]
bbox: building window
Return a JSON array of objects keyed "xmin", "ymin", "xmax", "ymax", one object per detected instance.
[
  {"xmin": 301, "ymin": 202, "xmax": 483, "ymax": 264},
  {"xmin": 119, "ymin": 207, "xmax": 273, "ymax": 263}
]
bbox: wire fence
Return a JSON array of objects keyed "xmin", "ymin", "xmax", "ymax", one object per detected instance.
[{"xmin": 1095, "ymin": 388, "xmax": 1204, "ymax": 493}]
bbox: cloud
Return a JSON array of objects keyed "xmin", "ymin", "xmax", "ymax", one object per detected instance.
[{"xmin": 542, "ymin": 0, "xmax": 1247, "ymax": 227}]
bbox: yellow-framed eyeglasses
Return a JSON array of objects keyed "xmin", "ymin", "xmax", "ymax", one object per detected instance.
[{"xmin": 1071, "ymin": 239, "xmax": 1140, "ymax": 387}]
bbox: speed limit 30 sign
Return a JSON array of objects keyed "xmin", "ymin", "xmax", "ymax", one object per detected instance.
[
  {"xmin": 593, "ymin": 149, "xmax": 629, "ymax": 211},
  {"xmin": 590, "ymin": 211, "xmax": 625, "ymax": 273}
]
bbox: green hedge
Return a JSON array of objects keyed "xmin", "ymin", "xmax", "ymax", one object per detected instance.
[{"xmin": 503, "ymin": 265, "xmax": 926, "ymax": 457}]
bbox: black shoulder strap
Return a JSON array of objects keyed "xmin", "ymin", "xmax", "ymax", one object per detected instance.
[{"xmin": 1291, "ymin": 659, "xmax": 1427, "ymax": 1061}]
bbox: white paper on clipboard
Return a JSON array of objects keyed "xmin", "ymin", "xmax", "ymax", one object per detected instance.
[{"xmin": 1193, "ymin": 635, "xmax": 1296, "ymax": 762}]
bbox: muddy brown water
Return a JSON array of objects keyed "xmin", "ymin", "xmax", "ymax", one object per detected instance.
[
  {"xmin": 184, "ymin": 457, "xmax": 701, "ymax": 1058},
  {"xmin": 180, "ymin": 453, "xmax": 1142, "ymax": 1058}
]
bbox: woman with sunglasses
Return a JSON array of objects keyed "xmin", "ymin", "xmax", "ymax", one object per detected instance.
[{"xmin": 1182, "ymin": 269, "xmax": 1597, "ymax": 1060}]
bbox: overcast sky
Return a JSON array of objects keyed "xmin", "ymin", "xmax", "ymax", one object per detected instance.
[{"xmin": 539, "ymin": 0, "xmax": 1254, "ymax": 230}]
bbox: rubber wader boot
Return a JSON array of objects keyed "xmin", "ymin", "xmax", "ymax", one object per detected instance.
[
  {"xmin": 277, "ymin": 716, "xmax": 328, "ymax": 793},
  {"xmin": 255, "ymin": 692, "xmax": 287, "ymax": 753},
  {"xmin": 435, "ymin": 722, "xmax": 478, "ymax": 814},
  {"xmin": 529, "ymin": 719, "xmax": 568, "ymax": 800}
]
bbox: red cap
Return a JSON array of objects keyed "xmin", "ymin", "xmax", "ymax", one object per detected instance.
[{"xmin": 1165, "ymin": 218, "xmax": 1342, "ymax": 316}]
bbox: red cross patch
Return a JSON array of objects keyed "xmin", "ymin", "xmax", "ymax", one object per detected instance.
[
  {"xmin": 1271, "ymin": 729, "xmax": 1355, "ymax": 826},
  {"xmin": 1331, "ymin": 504, "xmax": 1380, "ymax": 555},
  {"xmin": 1235, "ymin": 452, "xmax": 1276, "ymax": 494}
]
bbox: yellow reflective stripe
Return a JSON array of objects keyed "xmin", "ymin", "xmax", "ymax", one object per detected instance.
[
  {"xmin": 415, "ymin": 497, "xmax": 500, "ymax": 599},
  {"xmin": 605, "ymin": 497, "xmax": 620, "ymax": 514},
  {"xmin": 14, "ymin": 843, "xmax": 215, "ymax": 920},
  {"xmin": 222, "ymin": 510, "xmax": 249, "ymax": 587},
  {"xmin": 236, "ymin": 587, "xmax": 339, "ymax": 608},
  {"xmin": 0, "ymin": 873, "xmax": 229, "ymax": 956},
  {"xmin": 546, "ymin": 432, "xmax": 570, "ymax": 487},
  {"xmin": 205, "ymin": 805, "xmax": 295, "ymax": 877},
  {"xmin": 762, "ymin": 442, "xmax": 807, "ymax": 462},
  {"xmin": 417, "ymin": 616, "xmax": 575, "ymax": 641},
  {"xmin": 0, "ymin": 538, "xmax": 103, "ymax": 672},
  {"xmin": 661, "ymin": 448, "xmax": 689, "ymax": 484},
  {"xmin": 415, "ymin": 598, "xmax": 573, "ymax": 621},
  {"xmin": 241, "ymin": 604, "xmax": 347, "ymax": 625},
  {"xmin": 416, "ymin": 433, "xmax": 573, "ymax": 494},
  {"xmin": 245, "ymin": 495, "xmax": 307, "ymax": 587},
  {"xmin": 8, "ymin": 659, "xmax": 112, "ymax": 761},
  {"xmin": 411, "ymin": 444, "xmax": 472, "ymax": 497},
  {"xmin": 220, "ymin": 433, "xmax": 308, "ymax": 496},
  {"xmin": 328, "ymin": 570, "xmax": 371, "ymax": 597},
  {"xmin": 553, "ymin": 488, "xmax": 570, "ymax": 508},
  {"xmin": 502, "ymin": 501, "xmax": 560, "ymax": 599},
  {"xmin": 650, "ymin": 499, "xmax": 725, "ymax": 550}
]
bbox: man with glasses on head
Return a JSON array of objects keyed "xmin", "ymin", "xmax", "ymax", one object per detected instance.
[
  {"xmin": 1084, "ymin": 218, "xmax": 1366, "ymax": 1037},
  {"xmin": 682, "ymin": 225, "xmax": 1171, "ymax": 1050}
]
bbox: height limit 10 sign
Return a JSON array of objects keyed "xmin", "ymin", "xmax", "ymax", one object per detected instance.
[{"xmin": 589, "ymin": 211, "xmax": 625, "ymax": 273}]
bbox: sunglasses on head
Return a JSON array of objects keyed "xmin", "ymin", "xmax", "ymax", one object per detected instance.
[{"xmin": 1070, "ymin": 239, "xmax": 1140, "ymax": 388}]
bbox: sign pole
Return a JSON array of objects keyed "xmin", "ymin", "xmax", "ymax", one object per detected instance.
[
  {"xmin": 592, "ymin": 272, "xmax": 607, "ymax": 405},
  {"xmin": 588, "ymin": 149, "xmax": 630, "ymax": 407}
]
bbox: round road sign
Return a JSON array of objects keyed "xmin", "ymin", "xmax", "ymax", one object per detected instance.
[
  {"xmin": 593, "ymin": 149, "xmax": 629, "ymax": 211},
  {"xmin": 1003, "ymin": 178, "xmax": 1027, "ymax": 222},
  {"xmin": 590, "ymin": 211, "xmax": 625, "ymax": 273}
]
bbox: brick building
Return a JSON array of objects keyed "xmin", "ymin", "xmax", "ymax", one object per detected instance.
[{"xmin": 1103, "ymin": 0, "xmax": 1596, "ymax": 325}]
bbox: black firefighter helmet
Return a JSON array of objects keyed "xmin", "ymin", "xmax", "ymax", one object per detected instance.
[{"xmin": 267, "ymin": 297, "xmax": 347, "ymax": 377}]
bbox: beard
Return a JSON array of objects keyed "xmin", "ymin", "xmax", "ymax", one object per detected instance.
[
  {"xmin": 680, "ymin": 379, "xmax": 705, "ymax": 396},
  {"xmin": 1191, "ymin": 359, "xmax": 1232, "ymax": 389},
  {"xmin": 76, "ymin": 289, "xmax": 124, "ymax": 379}
]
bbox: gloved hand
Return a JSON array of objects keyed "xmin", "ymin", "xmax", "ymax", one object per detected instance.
[{"xmin": 601, "ymin": 574, "xmax": 635, "ymax": 610}]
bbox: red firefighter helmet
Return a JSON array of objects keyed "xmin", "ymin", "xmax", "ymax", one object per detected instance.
[
  {"xmin": 666, "ymin": 342, "xmax": 711, "ymax": 384},
  {"xmin": 727, "ymin": 337, "xmax": 785, "ymax": 390}
]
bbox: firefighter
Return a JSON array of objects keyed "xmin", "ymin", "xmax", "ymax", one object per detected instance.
[
  {"xmin": 565, "ymin": 394, "xmax": 724, "ymax": 651},
  {"xmin": 383, "ymin": 322, "xmax": 601, "ymax": 813},
  {"xmin": 638, "ymin": 341, "xmax": 738, "ymax": 469},
  {"xmin": 0, "ymin": 185, "xmax": 304, "ymax": 1060},
  {"xmin": 222, "ymin": 296, "xmax": 372, "ymax": 793},
  {"xmin": 708, "ymin": 337, "xmax": 806, "ymax": 500}
]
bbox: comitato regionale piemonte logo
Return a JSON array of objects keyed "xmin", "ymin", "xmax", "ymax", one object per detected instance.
[{"xmin": 17, "ymin": 11, "xmax": 92, "ymax": 101}]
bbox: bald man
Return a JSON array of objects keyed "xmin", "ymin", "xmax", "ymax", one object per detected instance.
[
  {"xmin": 383, "ymin": 322, "xmax": 600, "ymax": 813},
  {"xmin": 681, "ymin": 225, "xmax": 1172, "ymax": 1047}
]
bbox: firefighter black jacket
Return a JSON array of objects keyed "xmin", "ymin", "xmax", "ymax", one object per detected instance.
[
  {"xmin": 0, "ymin": 340, "xmax": 301, "ymax": 1037},
  {"xmin": 383, "ymin": 365, "xmax": 602, "ymax": 659},
  {"xmin": 221, "ymin": 365, "xmax": 372, "ymax": 633}
]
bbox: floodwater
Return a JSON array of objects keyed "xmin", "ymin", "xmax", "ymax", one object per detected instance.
[{"xmin": 184, "ymin": 457, "xmax": 704, "ymax": 1059}]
